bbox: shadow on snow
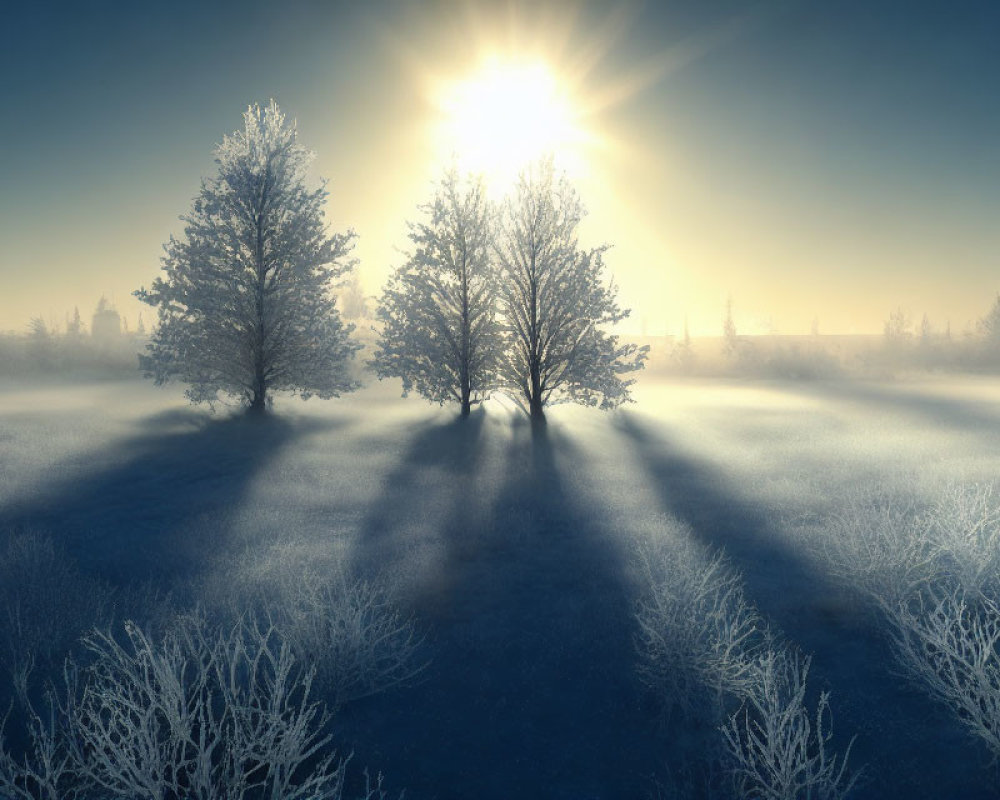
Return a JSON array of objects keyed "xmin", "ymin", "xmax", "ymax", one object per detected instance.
[
  {"xmin": 0, "ymin": 409, "xmax": 336, "ymax": 587},
  {"xmin": 616, "ymin": 412, "xmax": 995, "ymax": 800},
  {"xmin": 341, "ymin": 411, "xmax": 663, "ymax": 800},
  {"xmin": 794, "ymin": 379, "xmax": 1000, "ymax": 435}
]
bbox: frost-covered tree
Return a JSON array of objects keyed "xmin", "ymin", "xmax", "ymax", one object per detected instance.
[
  {"xmin": 919, "ymin": 313, "xmax": 933, "ymax": 345},
  {"xmin": 27, "ymin": 317, "xmax": 54, "ymax": 367},
  {"xmin": 978, "ymin": 293, "xmax": 1000, "ymax": 343},
  {"xmin": 338, "ymin": 275, "xmax": 373, "ymax": 323},
  {"xmin": 371, "ymin": 168, "xmax": 499, "ymax": 417},
  {"xmin": 722, "ymin": 296, "xmax": 738, "ymax": 357},
  {"xmin": 91, "ymin": 296, "xmax": 121, "ymax": 344},
  {"xmin": 494, "ymin": 159, "xmax": 646, "ymax": 423},
  {"xmin": 66, "ymin": 306, "xmax": 84, "ymax": 338},
  {"xmin": 883, "ymin": 306, "xmax": 912, "ymax": 344},
  {"xmin": 135, "ymin": 100, "xmax": 359, "ymax": 412},
  {"xmin": 674, "ymin": 316, "xmax": 696, "ymax": 373}
]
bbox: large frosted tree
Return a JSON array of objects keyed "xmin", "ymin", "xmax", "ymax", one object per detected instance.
[
  {"xmin": 370, "ymin": 168, "xmax": 499, "ymax": 417},
  {"xmin": 495, "ymin": 159, "xmax": 646, "ymax": 424},
  {"xmin": 136, "ymin": 101, "xmax": 359, "ymax": 412}
]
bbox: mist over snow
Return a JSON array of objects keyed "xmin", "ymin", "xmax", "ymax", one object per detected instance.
[{"xmin": 2, "ymin": 372, "xmax": 1000, "ymax": 797}]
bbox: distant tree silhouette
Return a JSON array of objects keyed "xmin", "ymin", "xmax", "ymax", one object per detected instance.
[
  {"xmin": 674, "ymin": 316, "xmax": 695, "ymax": 372},
  {"xmin": 27, "ymin": 317, "xmax": 54, "ymax": 367},
  {"xmin": 883, "ymin": 307, "xmax": 913, "ymax": 345},
  {"xmin": 135, "ymin": 101, "xmax": 359, "ymax": 412},
  {"xmin": 338, "ymin": 275, "xmax": 373, "ymax": 322},
  {"xmin": 722, "ymin": 296, "xmax": 738, "ymax": 357},
  {"xmin": 91, "ymin": 295, "xmax": 121, "ymax": 346},
  {"xmin": 919, "ymin": 313, "xmax": 933, "ymax": 345},
  {"xmin": 978, "ymin": 294, "xmax": 1000, "ymax": 343},
  {"xmin": 66, "ymin": 306, "xmax": 84, "ymax": 338}
]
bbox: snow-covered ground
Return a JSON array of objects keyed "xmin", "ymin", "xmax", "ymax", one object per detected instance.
[{"xmin": 2, "ymin": 374, "xmax": 999, "ymax": 798}]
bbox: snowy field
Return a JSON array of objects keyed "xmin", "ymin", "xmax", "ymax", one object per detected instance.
[{"xmin": 2, "ymin": 374, "xmax": 1000, "ymax": 798}]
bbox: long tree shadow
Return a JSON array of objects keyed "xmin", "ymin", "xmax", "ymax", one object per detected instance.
[
  {"xmin": 791, "ymin": 378, "xmax": 1000, "ymax": 435},
  {"xmin": 0, "ymin": 410, "xmax": 335, "ymax": 587},
  {"xmin": 347, "ymin": 409, "xmax": 489, "ymax": 595},
  {"xmin": 616, "ymin": 412, "xmax": 996, "ymax": 799},
  {"xmin": 339, "ymin": 414, "xmax": 664, "ymax": 800}
]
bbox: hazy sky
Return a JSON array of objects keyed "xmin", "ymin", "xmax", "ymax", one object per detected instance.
[{"xmin": 3, "ymin": 0, "xmax": 998, "ymax": 336}]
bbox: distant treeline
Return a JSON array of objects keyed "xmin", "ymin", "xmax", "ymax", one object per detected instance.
[
  {"xmin": 6, "ymin": 327, "xmax": 1000, "ymax": 383},
  {"xmin": 6, "ymin": 296, "xmax": 1000, "ymax": 383},
  {"xmin": 0, "ymin": 301, "xmax": 147, "ymax": 378},
  {"xmin": 633, "ymin": 329, "xmax": 1000, "ymax": 380}
]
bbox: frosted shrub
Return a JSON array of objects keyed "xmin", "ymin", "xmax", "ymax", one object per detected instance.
[
  {"xmin": 0, "ymin": 673, "xmax": 86, "ymax": 800},
  {"xmin": 818, "ymin": 487, "xmax": 934, "ymax": 614},
  {"xmin": 271, "ymin": 570, "xmax": 427, "ymax": 707},
  {"xmin": 0, "ymin": 530, "xmax": 110, "ymax": 707},
  {"xmin": 635, "ymin": 538, "xmax": 764, "ymax": 713},
  {"xmin": 634, "ymin": 529, "xmax": 860, "ymax": 797},
  {"xmin": 723, "ymin": 648, "xmax": 858, "ymax": 800},
  {"xmin": 819, "ymin": 482, "xmax": 1000, "ymax": 608},
  {"xmin": 0, "ymin": 612, "xmax": 399, "ymax": 800},
  {"xmin": 72, "ymin": 612, "xmax": 348, "ymax": 800},
  {"xmin": 889, "ymin": 586, "xmax": 1000, "ymax": 759},
  {"xmin": 219, "ymin": 545, "xmax": 427, "ymax": 709},
  {"xmin": 925, "ymin": 483, "xmax": 1000, "ymax": 596},
  {"xmin": 817, "ymin": 481, "xmax": 1000, "ymax": 765}
]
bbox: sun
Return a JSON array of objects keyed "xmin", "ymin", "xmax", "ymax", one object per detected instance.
[{"xmin": 435, "ymin": 58, "xmax": 586, "ymax": 188}]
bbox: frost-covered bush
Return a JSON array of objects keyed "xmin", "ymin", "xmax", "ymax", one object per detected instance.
[
  {"xmin": 0, "ymin": 612, "xmax": 399, "ymax": 800},
  {"xmin": 634, "ymin": 537, "xmax": 764, "ymax": 714},
  {"xmin": 723, "ymin": 648, "xmax": 858, "ymax": 800},
  {"xmin": 266, "ymin": 570, "xmax": 427, "ymax": 707},
  {"xmin": 72, "ymin": 612, "xmax": 348, "ymax": 800},
  {"xmin": 818, "ymin": 482, "xmax": 1000, "ymax": 609},
  {"xmin": 924, "ymin": 483, "xmax": 1000, "ymax": 596},
  {"xmin": 0, "ymin": 673, "xmax": 85, "ymax": 800},
  {"xmin": 0, "ymin": 530, "xmax": 110, "ymax": 707},
  {"xmin": 634, "ymin": 529, "xmax": 859, "ymax": 798},
  {"xmin": 215, "ymin": 545, "xmax": 426, "ymax": 709},
  {"xmin": 889, "ymin": 586, "xmax": 1000, "ymax": 759},
  {"xmin": 815, "ymin": 481, "xmax": 1000, "ymax": 764},
  {"xmin": 817, "ymin": 487, "xmax": 934, "ymax": 614}
]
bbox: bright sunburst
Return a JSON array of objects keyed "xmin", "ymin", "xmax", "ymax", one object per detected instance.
[{"xmin": 435, "ymin": 58, "xmax": 586, "ymax": 188}]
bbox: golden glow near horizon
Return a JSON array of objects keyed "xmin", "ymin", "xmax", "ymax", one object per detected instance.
[
  {"xmin": 433, "ymin": 57, "xmax": 590, "ymax": 191},
  {"xmin": 5, "ymin": 5, "xmax": 994, "ymax": 340}
]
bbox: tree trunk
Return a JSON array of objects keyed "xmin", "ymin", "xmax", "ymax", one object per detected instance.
[
  {"xmin": 527, "ymin": 256, "xmax": 544, "ymax": 425},
  {"xmin": 248, "ymin": 383, "xmax": 267, "ymax": 415},
  {"xmin": 251, "ymin": 194, "xmax": 268, "ymax": 417},
  {"xmin": 459, "ymin": 365, "xmax": 471, "ymax": 419},
  {"xmin": 528, "ymin": 362, "xmax": 545, "ymax": 425},
  {"xmin": 460, "ymin": 380, "xmax": 472, "ymax": 418},
  {"xmin": 459, "ymin": 247, "xmax": 472, "ymax": 421},
  {"xmin": 529, "ymin": 395, "xmax": 546, "ymax": 425}
]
